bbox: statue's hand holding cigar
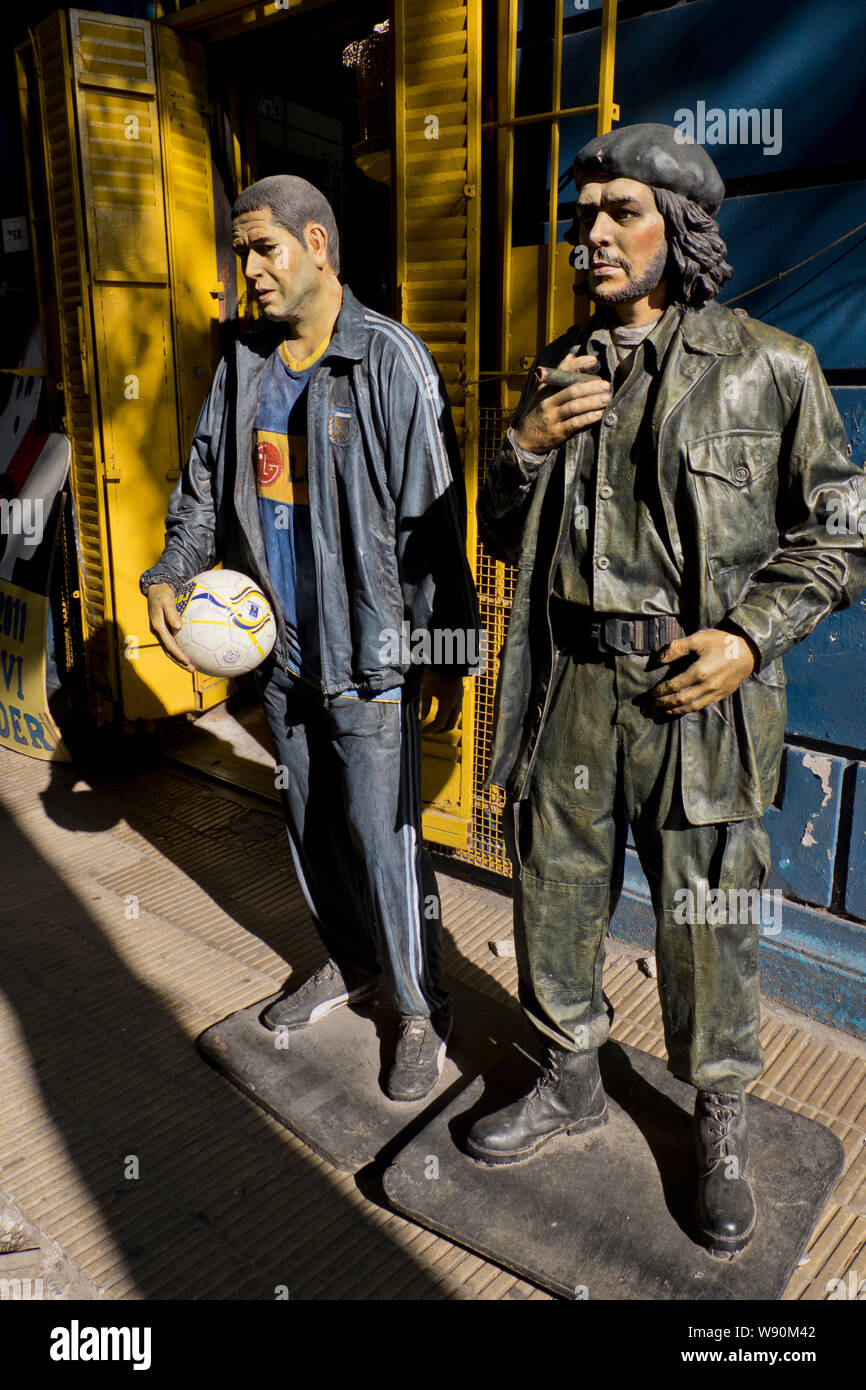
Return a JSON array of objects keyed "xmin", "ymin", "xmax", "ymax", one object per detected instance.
[{"xmin": 512, "ymin": 353, "xmax": 612, "ymax": 455}]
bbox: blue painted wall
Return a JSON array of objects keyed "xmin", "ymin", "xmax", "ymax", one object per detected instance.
[
  {"xmin": 764, "ymin": 750, "xmax": 845, "ymax": 908},
  {"xmin": 521, "ymin": 0, "xmax": 866, "ymax": 140},
  {"xmin": 553, "ymin": 0, "xmax": 866, "ymax": 177},
  {"xmin": 718, "ymin": 189, "xmax": 866, "ymax": 369},
  {"xmin": 516, "ymin": 0, "xmax": 866, "ymax": 233}
]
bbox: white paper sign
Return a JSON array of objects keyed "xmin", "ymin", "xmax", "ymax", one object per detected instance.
[{"xmin": 2, "ymin": 218, "xmax": 29, "ymax": 254}]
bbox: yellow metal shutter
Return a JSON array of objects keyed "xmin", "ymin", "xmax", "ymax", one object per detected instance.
[
  {"xmin": 32, "ymin": 10, "xmax": 116, "ymax": 713},
  {"xmin": 154, "ymin": 24, "xmax": 221, "ymax": 464},
  {"xmin": 394, "ymin": 0, "xmax": 482, "ymax": 849},
  {"xmin": 32, "ymin": 9, "xmax": 227, "ymax": 722}
]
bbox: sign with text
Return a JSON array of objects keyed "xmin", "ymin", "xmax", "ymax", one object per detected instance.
[
  {"xmin": 0, "ymin": 577, "xmax": 68, "ymax": 761},
  {"xmin": 2, "ymin": 216, "xmax": 29, "ymax": 254}
]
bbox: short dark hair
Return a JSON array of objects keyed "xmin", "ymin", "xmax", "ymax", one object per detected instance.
[
  {"xmin": 652, "ymin": 186, "xmax": 733, "ymax": 309},
  {"xmin": 232, "ymin": 175, "xmax": 341, "ymax": 274}
]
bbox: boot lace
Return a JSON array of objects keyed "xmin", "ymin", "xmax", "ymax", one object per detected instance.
[
  {"xmin": 702, "ymin": 1093, "xmax": 740, "ymax": 1163},
  {"xmin": 527, "ymin": 1047, "xmax": 563, "ymax": 1103}
]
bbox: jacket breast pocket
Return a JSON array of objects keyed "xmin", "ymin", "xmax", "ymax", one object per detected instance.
[{"xmin": 686, "ymin": 430, "xmax": 781, "ymax": 569}]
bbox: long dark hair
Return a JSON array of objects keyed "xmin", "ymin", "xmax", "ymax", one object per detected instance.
[{"xmin": 652, "ymin": 187, "xmax": 733, "ymax": 308}]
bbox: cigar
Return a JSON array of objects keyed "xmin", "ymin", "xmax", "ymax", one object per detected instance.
[{"xmin": 535, "ymin": 364, "xmax": 601, "ymax": 388}]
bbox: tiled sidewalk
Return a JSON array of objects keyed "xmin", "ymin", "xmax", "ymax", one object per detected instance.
[{"xmin": 0, "ymin": 744, "xmax": 864, "ymax": 1300}]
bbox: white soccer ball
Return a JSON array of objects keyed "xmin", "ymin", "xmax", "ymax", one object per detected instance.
[{"xmin": 174, "ymin": 569, "xmax": 276, "ymax": 676}]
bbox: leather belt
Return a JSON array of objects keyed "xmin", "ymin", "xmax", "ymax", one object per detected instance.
[{"xmin": 551, "ymin": 600, "xmax": 685, "ymax": 655}]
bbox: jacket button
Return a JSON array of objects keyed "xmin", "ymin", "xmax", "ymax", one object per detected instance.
[
  {"xmin": 734, "ymin": 465, "xmax": 750, "ymax": 483},
  {"xmin": 603, "ymin": 412, "xmax": 617, "ymax": 427},
  {"xmin": 597, "ymin": 555, "xmax": 610, "ymax": 570},
  {"xmin": 599, "ymin": 485, "xmax": 613, "ymax": 500}
]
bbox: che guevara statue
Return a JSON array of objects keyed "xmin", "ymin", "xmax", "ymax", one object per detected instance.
[{"xmin": 469, "ymin": 124, "xmax": 866, "ymax": 1253}]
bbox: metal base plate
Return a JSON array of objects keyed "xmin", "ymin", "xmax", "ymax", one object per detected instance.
[
  {"xmin": 197, "ymin": 981, "xmax": 527, "ymax": 1173},
  {"xmin": 383, "ymin": 1036, "xmax": 844, "ymax": 1300}
]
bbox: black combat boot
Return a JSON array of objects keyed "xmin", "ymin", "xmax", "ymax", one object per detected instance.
[
  {"xmin": 466, "ymin": 1043, "xmax": 607, "ymax": 1165},
  {"xmin": 694, "ymin": 1090, "xmax": 756, "ymax": 1254}
]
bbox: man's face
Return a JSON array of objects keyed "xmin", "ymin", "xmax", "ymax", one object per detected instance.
[
  {"xmin": 231, "ymin": 209, "xmax": 322, "ymax": 320},
  {"xmin": 573, "ymin": 175, "xmax": 668, "ymax": 306}
]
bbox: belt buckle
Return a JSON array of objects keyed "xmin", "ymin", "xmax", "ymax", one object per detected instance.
[
  {"xmin": 589, "ymin": 621, "xmax": 603, "ymax": 652},
  {"xmin": 649, "ymin": 616, "xmax": 677, "ymax": 653},
  {"xmin": 601, "ymin": 618, "xmax": 635, "ymax": 655},
  {"xmin": 650, "ymin": 616, "xmax": 685, "ymax": 653}
]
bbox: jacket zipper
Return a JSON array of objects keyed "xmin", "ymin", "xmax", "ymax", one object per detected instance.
[{"xmin": 305, "ymin": 361, "xmax": 332, "ymax": 701}]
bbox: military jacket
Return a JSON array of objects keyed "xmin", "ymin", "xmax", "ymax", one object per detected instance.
[{"xmin": 479, "ymin": 301, "xmax": 866, "ymax": 822}]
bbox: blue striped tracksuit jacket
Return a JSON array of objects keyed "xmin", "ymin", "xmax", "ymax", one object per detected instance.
[{"xmin": 142, "ymin": 286, "xmax": 481, "ymax": 1016}]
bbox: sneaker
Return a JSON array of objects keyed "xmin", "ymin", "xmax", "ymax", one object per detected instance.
[
  {"xmin": 259, "ymin": 960, "xmax": 379, "ymax": 1032},
  {"xmin": 385, "ymin": 1005, "xmax": 452, "ymax": 1103}
]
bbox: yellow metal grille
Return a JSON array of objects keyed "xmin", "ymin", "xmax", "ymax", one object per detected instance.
[
  {"xmin": 443, "ymin": 1, "xmax": 620, "ymax": 876},
  {"xmin": 396, "ymin": 0, "xmax": 477, "ymax": 452},
  {"xmin": 451, "ymin": 405, "xmax": 515, "ymax": 877},
  {"xmin": 395, "ymin": 0, "xmax": 482, "ymax": 849}
]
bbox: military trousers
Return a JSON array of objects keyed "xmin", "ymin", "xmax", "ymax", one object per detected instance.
[{"xmin": 509, "ymin": 646, "xmax": 768, "ymax": 1093}]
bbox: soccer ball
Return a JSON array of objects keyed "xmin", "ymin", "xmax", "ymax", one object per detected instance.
[{"xmin": 174, "ymin": 569, "xmax": 276, "ymax": 676}]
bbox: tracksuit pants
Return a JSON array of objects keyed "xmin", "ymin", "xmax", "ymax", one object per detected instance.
[
  {"xmin": 510, "ymin": 646, "xmax": 767, "ymax": 1094},
  {"xmin": 257, "ymin": 662, "xmax": 447, "ymax": 1018}
]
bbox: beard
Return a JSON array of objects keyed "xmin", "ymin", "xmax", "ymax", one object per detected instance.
[{"xmin": 587, "ymin": 240, "xmax": 669, "ymax": 305}]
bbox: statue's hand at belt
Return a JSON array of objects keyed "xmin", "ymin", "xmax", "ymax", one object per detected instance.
[
  {"xmin": 653, "ymin": 629, "xmax": 757, "ymax": 715},
  {"xmin": 512, "ymin": 353, "xmax": 612, "ymax": 455}
]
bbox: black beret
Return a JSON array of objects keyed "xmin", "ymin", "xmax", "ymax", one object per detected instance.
[{"xmin": 572, "ymin": 122, "xmax": 725, "ymax": 216}]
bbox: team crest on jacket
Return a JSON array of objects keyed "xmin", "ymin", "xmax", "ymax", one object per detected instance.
[{"xmin": 328, "ymin": 406, "xmax": 358, "ymax": 444}]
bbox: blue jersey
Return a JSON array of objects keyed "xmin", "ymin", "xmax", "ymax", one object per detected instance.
[
  {"xmin": 254, "ymin": 339, "xmax": 320, "ymax": 683},
  {"xmin": 254, "ymin": 337, "xmax": 400, "ymax": 701}
]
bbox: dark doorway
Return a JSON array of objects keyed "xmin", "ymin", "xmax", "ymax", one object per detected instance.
[{"xmin": 208, "ymin": 2, "xmax": 393, "ymax": 316}]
